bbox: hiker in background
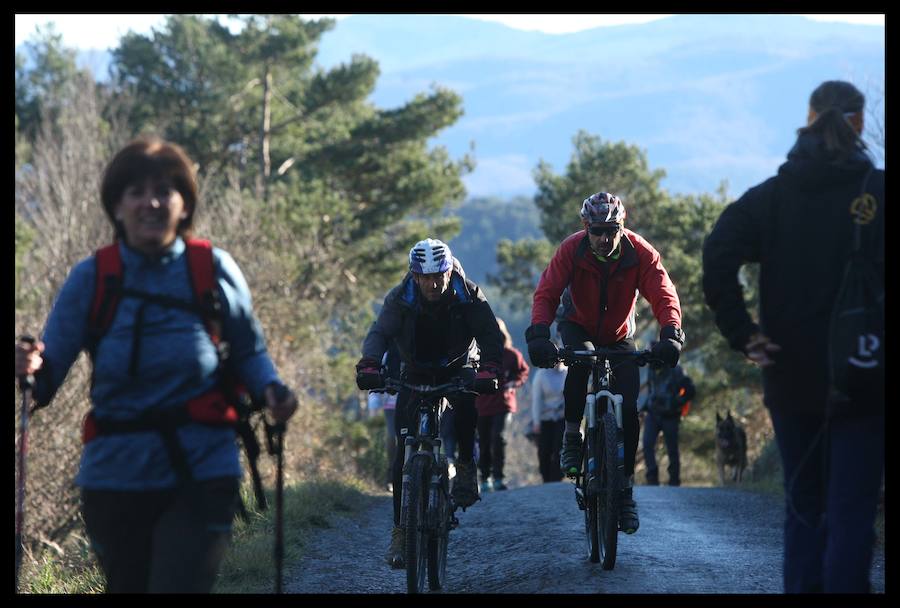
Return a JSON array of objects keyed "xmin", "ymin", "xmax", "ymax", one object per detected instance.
[
  {"xmin": 366, "ymin": 341, "xmax": 402, "ymax": 491},
  {"xmin": 639, "ymin": 356, "xmax": 695, "ymax": 486},
  {"xmin": 14, "ymin": 138, "xmax": 298, "ymax": 593},
  {"xmin": 475, "ymin": 317, "xmax": 529, "ymax": 492},
  {"xmin": 703, "ymin": 80, "xmax": 884, "ymax": 593},
  {"xmin": 529, "ymin": 335, "xmax": 567, "ymax": 483}
]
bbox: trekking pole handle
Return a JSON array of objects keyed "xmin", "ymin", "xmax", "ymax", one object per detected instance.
[{"xmin": 16, "ymin": 335, "xmax": 36, "ymax": 392}]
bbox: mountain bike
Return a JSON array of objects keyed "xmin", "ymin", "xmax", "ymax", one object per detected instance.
[
  {"xmin": 558, "ymin": 347, "xmax": 656, "ymax": 570},
  {"xmin": 385, "ymin": 376, "xmax": 475, "ymax": 594}
]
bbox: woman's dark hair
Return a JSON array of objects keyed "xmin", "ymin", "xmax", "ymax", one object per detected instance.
[
  {"xmin": 100, "ymin": 138, "xmax": 199, "ymax": 239},
  {"xmin": 797, "ymin": 80, "xmax": 867, "ymax": 157}
]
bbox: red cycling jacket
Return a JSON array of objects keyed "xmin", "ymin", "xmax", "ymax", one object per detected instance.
[{"xmin": 531, "ymin": 229, "xmax": 681, "ymax": 344}]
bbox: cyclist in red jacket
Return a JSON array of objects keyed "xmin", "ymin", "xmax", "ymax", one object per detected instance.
[{"xmin": 525, "ymin": 192, "xmax": 684, "ymax": 534}]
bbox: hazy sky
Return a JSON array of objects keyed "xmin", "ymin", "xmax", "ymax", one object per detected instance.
[{"xmin": 15, "ymin": 13, "xmax": 885, "ymax": 50}]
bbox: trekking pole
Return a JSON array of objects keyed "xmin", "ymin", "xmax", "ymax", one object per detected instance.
[
  {"xmin": 264, "ymin": 419, "xmax": 286, "ymax": 594},
  {"xmin": 273, "ymin": 422, "xmax": 285, "ymax": 594},
  {"xmin": 264, "ymin": 382, "xmax": 290, "ymax": 594},
  {"xmin": 15, "ymin": 335, "xmax": 36, "ymax": 592}
]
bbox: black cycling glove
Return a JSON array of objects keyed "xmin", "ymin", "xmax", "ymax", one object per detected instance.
[{"xmin": 525, "ymin": 324, "xmax": 559, "ymax": 368}]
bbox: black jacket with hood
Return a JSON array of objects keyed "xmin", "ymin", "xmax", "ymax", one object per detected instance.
[
  {"xmin": 702, "ymin": 132, "xmax": 884, "ymax": 411},
  {"xmin": 362, "ymin": 258, "xmax": 504, "ymax": 375}
]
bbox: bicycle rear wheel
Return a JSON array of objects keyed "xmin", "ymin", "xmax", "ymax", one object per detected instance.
[
  {"xmin": 427, "ymin": 456, "xmax": 450, "ymax": 590},
  {"xmin": 583, "ymin": 427, "xmax": 600, "ymax": 563},
  {"xmin": 598, "ymin": 411, "xmax": 621, "ymax": 570},
  {"xmin": 404, "ymin": 454, "xmax": 431, "ymax": 593}
]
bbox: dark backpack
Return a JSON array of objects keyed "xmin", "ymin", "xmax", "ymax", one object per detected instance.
[
  {"xmin": 86, "ymin": 239, "xmax": 270, "ymax": 514},
  {"xmin": 827, "ymin": 168, "xmax": 884, "ymax": 412},
  {"xmin": 649, "ymin": 366, "xmax": 692, "ymax": 418}
]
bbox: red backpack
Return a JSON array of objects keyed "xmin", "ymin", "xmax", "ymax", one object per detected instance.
[{"xmin": 83, "ymin": 239, "xmax": 268, "ymax": 512}]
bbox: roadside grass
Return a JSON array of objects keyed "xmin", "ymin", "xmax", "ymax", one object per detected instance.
[
  {"xmin": 16, "ymin": 477, "xmax": 375, "ymax": 594},
  {"xmin": 214, "ymin": 477, "xmax": 373, "ymax": 593}
]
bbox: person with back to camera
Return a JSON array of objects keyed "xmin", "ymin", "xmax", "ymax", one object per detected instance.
[
  {"xmin": 13, "ymin": 138, "xmax": 298, "ymax": 593},
  {"xmin": 702, "ymin": 80, "xmax": 884, "ymax": 593},
  {"xmin": 526, "ymin": 191, "xmax": 685, "ymax": 535},
  {"xmin": 475, "ymin": 317, "xmax": 529, "ymax": 493},
  {"xmin": 639, "ymin": 353, "xmax": 695, "ymax": 486},
  {"xmin": 530, "ymin": 335, "xmax": 567, "ymax": 483},
  {"xmin": 354, "ymin": 238, "xmax": 504, "ymax": 568}
]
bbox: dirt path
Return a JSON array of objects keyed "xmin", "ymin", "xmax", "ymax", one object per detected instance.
[{"xmin": 284, "ymin": 482, "xmax": 885, "ymax": 594}]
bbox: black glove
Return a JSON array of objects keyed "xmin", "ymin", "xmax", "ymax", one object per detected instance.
[
  {"xmin": 355, "ymin": 356, "xmax": 384, "ymax": 390},
  {"xmin": 652, "ymin": 325, "xmax": 684, "ymax": 368},
  {"xmin": 525, "ymin": 324, "xmax": 559, "ymax": 368},
  {"xmin": 473, "ymin": 362, "xmax": 501, "ymax": 394}
]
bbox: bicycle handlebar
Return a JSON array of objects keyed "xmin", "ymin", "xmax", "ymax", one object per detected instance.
[
  {"xmin": 383, "ymin": 377, "xmax": 477, "ymax": 397},
  {"xmin": 557, "ymin": 347, "xmax": 661, "ymax": 368}
]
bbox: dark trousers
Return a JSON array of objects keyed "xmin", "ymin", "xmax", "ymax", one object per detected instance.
[
  {"xmin": 769, "ymin": 407, "xmax": 884, "ymax": 593},
  {"xmin": 384, "ymin": 408, "xmax": 397, "ymax": 485},
  {"xmin": 642, "ymin": 411, "xmax": 681, "ymax": 485},
  {"xmin": 477, "ymin": 412, "xmax": 510, "ymax": 481},
  {"xmin": 81, "ymin": 477, "xmax": 239, "ymax": 593},
  {"xmin": 391, "ymin": 369, "xmax": 477, "ymax": 525},
  {"xmin": 558, "ymin": 321, "xmax": 640, "ymax": 477},
  {"xmin": 537, "ymin": 419, "xmax": 565, "ymax": 482},
  {"xmin": 439, "ymin": 405, "xmax": 458, "ymax": 461}
]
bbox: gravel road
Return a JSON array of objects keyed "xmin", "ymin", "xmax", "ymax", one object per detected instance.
[{"xmin": 284, "ymin": 482, "xmax": 885, "ymax": 594}]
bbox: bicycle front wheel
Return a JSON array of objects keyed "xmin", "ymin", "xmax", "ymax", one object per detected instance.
[
  {"xmin": 427, "ymin": 455, "xmax": 450, "ymax": 590},
  {"xmin": 598, "ymin": 411, "xmax": 621, "ymax": 570},
  {"xmin": 582, "ymin": 426, "xmax": 601, "ymax": 563},
  {"xmin": 404, "ymin": 454, "xmax": 431, "ymax": 594}
]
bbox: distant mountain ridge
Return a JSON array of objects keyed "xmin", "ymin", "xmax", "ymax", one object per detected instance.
[
  {"xmin": 42, "ymin": 14, "xmax": 883, "ymax": 201},
  {"xmin": 315, "ymin": 14, "xmax": 884, "ymax": 200}
]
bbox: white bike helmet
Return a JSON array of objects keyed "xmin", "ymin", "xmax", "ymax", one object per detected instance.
[{"xmin": 409, "ymin": 238, "xmax": 453, "ymax": 274}]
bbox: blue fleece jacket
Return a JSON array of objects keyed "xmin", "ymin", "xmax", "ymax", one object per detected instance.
[{"xmin": 34, "ymin": 237, "xmax": 280, "ymax": 490}]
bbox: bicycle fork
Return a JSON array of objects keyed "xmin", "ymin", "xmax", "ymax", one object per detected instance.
[{"xmin": 595, "ymin": 389, "xmax": 626, "ymax": 475}]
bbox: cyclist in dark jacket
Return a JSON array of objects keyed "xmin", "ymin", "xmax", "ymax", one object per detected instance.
[
  {"xmin": 355, "ymin": 238, "xmax": 504, "ymax": 568},
  {"xmin": 702, "ymin": 80, "xmax": 884, "ymax": 593},
  {"xmin": 526, "ymin": 192, "xmax": 685, "ymax": 535}
]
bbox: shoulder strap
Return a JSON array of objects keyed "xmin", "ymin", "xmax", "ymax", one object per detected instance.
[
  {"xmin": 184, "ymin": 239, "xmax": 222, "ymax": 346},
  {"xmin": 87, "ymin": 243, "xmax": 124, "ymax": 351}
]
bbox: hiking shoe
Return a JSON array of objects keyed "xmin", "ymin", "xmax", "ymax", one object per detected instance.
[
  {"xmin": 560, "ymin": 432, "xmax": 583, "ymax": 477},
  {"xmin": 492, "ymin": 479, "xmax": 508, "ymax": 491},
  {"xmin": 451, "ymin": 460, "xmax": 480, "ymax": 508},
  {"xmin": 385, "ymin": 526, "xmax": 405, "ymax": 568},
  {"xmin": 619, "ymin": 487, "xmax": 639, "ymax": 534}
]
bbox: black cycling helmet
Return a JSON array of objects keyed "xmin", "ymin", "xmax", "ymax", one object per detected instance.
[{"xmin": 580, "ymin": 192, "xmax": 625, "ymax": 226}]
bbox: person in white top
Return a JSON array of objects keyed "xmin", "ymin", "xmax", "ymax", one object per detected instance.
[{"xmin": 530, "ymin": 353, "xmax": 567, "ymax": 483}]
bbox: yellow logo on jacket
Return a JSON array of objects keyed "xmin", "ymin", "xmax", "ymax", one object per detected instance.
[{"xmin": 850, "ymin": 193, "xmax": 878, "ymax": 225}]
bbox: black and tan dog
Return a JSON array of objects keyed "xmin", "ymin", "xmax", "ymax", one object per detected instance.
[{"xmin": 715, "ymin": 410, "xmax": 748, "ymax": 485}]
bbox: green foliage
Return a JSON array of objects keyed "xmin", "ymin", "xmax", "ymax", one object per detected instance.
[
  {"xmin": 533, "ymin": 130, "xmax": 667, "ymax": 243},
  {"xmin": 490, "ymin": 238, "xmax": 556, "ymax": 313},
  {"xmin": 15, "ymin": 24, "xmax": 83, "ymax": 143},
  {"xmin": 445, "ymin": 195, "xmax": 543, "ymax": 283}
]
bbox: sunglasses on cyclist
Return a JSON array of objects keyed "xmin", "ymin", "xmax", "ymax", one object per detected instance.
[{"xmin": 588, "ymin": 224, "xmax": 620, "ymax": 238}]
